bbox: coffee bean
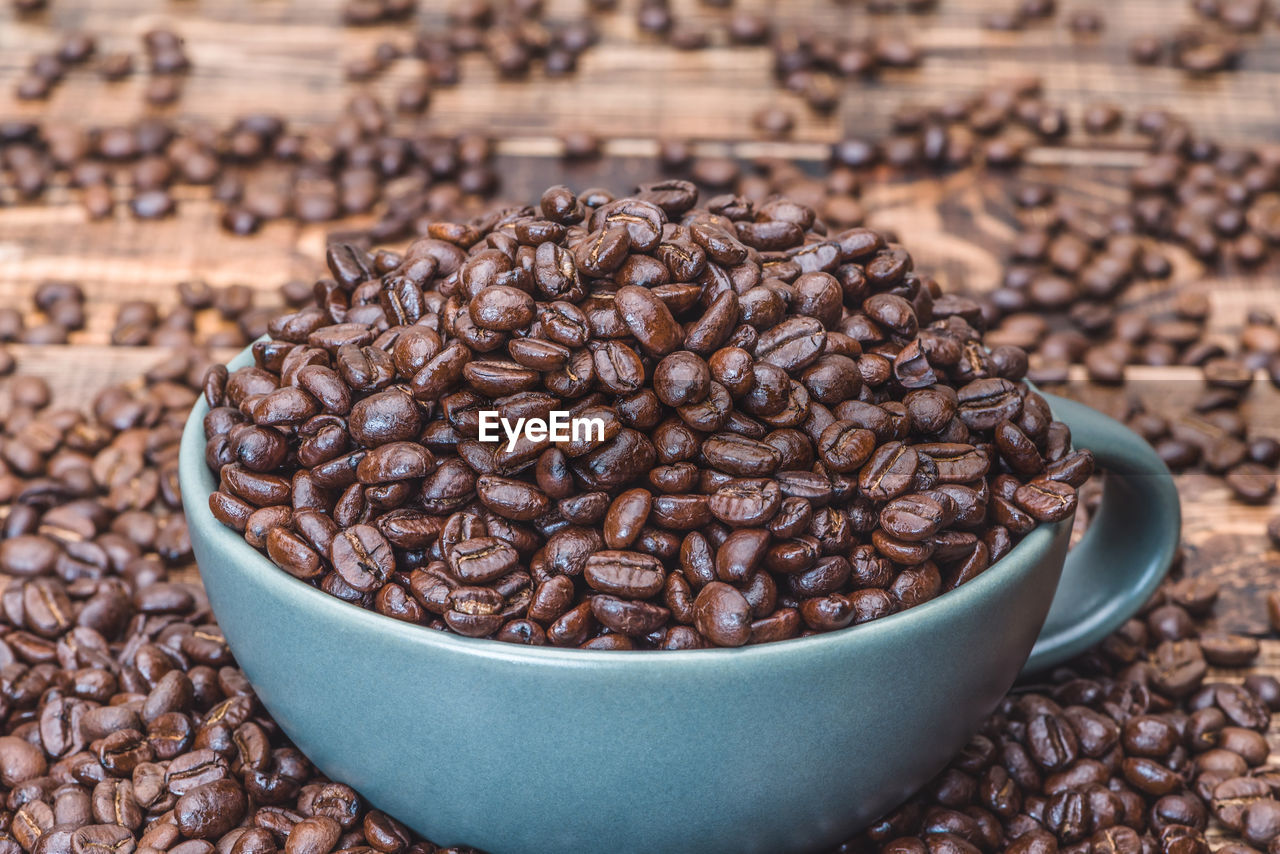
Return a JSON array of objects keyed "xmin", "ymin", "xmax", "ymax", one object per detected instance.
[
  {"xmin": 174, "ymin": 780, "xmax": 246, "ymax": 839},
  {"xmin": 1242, "ymin": 799, "xmax": 1280, "ymax": 847},
  {"xmin": 653, "ymin": 352, "xmax": 711, "ymax": 407},
  {"xmin": 348, "ymin": 389, "xmax": 422, "ymax": 447},
  {"xmin": 1225, "ymin": 462, "xmax": 1276, "ymax": 504},
  {"xmin": 575, "ymin": 226, "xmax": 630, "ymax": 276},
  {"xmin": 693, "ymin": 582, "xmax": 751, "ymax": 647},
  {"xmin": 283, "ymin": 817, "xmax": 341, "ymax": 854},
  {"xmin": 604, "ymin": 489, "xmax": 652, "ymax": 549},
  {"xmin": 330, "ymin": 525, "xmax": 395, "ymax": 592},
  {"xmin": 356, "ymin": 442, "xmax": 435, "ymax": 484},
  {"xmin": 1199, "ymin": 634, "xmax": 1259, "ymax": 667},
  {"xmin": 72, "ymin": 824, "xmax": 136, "ymax": 854},
  {"xmin": 0, "ymin": 735, "xmax": 48, "ymax": 786},
  {"xmin": 708, "ymin": 479, "xmax": 782, "ymax": 528},
  {"xmin": 701, "ymin": 434, "xmax": 782, "ymax": 477},
  {"xmin": 859, "ymin": 442, "xmax": 918, "ymax": 501},
  {"xmin": 469, "ymin": 286, "xmax": 535, "ymax": 332},
  {"xmin": 715, "ymin": 529, "xmax": 771, "ymax": 583},
  {"xmin": 591, "ymin": 596, "xmax": 670, "ymax": 637},
  {"xmin": 1239, "ymin": 675, "xmax": 1280, "ymax": 712},
  {"xmin": 1013, "ymin": 478, "xmax": 1078, "ymax": 523},
  {"xmin": 819, "ymin": 422, "xmax": 877, "ymax": 473},
  {"xmin": 879, "ymin": 494, "xmax": 947, "ymax": 542},
  {"xmin": 1122, "ymin": 715, "xmax": 1177, "ymax": 757},
  {"xmin": 615, "ymin": 286, "xmax": 681, "ymax": 358},
  {"xmin": 476, "ymin": 475, "xmax": 550, "ymax": 521},
  {"xmin": 447, "ymin": 537, "xmax": 518, "ymax": 584},
  {"xmin": 584, "ymin": 551, "xmax": 665, "ymax": 599}
]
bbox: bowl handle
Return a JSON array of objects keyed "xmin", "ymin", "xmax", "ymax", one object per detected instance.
[{"xmin": 1024, "ymin": 393, "xmax": 1182, "ymax": 673}]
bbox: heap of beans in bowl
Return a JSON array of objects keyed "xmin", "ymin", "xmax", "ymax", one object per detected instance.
[{"xmin": 202, "ymin": 181, "xmax": 1093, "ymax": 649}]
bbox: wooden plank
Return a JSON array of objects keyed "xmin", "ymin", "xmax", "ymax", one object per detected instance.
[{"xmin": 3, "ymin": 0, "xmax": 1280, "ymax": 143}]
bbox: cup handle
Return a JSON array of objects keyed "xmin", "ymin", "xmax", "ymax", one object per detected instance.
[{"xmin": 1023, "ymin": 393, "xmax": 1182, "ymax": 674}]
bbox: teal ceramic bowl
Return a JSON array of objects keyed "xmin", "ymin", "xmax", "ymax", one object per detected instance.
[{"xmin": 179, "ymin": 349, "xmax": 1179, "ymax": 854}]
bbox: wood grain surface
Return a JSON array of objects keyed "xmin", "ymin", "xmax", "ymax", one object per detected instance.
[{"xmin": 1, "ymin": 0, "xmax": 1280, "ymax": 817}]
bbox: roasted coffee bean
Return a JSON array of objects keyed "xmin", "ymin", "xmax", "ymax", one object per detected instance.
[
  {"xmin": 693, "ymin": 581, "xmax": 752, "ymax": 647},
  {"xmin": 447, "ymin": 537, "xmax": 518, "ymax": 584},
  {"xmin": 330, "ymin": 525, "xmax": 395, "ymax": 592},
  {"xmin": 356, "ymin": 442, "xmax": 435, "ymax": 484},
  {"xmin": 1225, "ymin": 462, "xmax": 1276, "ymax": 504},
  {"xmin": 469, "ymin": 286, "xmax": 535, "ymax": 332},
  {"xmin": 1242, "ymin": 799, "xmax": 1280, "ymax": 847},
  {"xmin": 1200, "ymin": 634, "xmax": 1260, "ymax": 667},
  {"xmin": 1213, "ymin": 777, "xmax": 1271, "ymax": 832},
  {"xmin": 708, "ymin": 479, "xmax": 782, "ymax": 528},
  {"xmin": 604, "ymin": 488, "xmax": 652, "ymax": 549},
  {"xmin": 348, "ymin": 390, "xmax": 422, "ymax": 447},
  {"xmin": 591, "ymin": 596, "xmax": 670, "ymax": 637},
  {"xmin": 476, "ymin": 475, "xmax": 550, "ymax": 521},
  {"xmin": 1013, "ymin": 478, "xmax": 1078, "ymax": 523},
  {"xmin": 441, "ymin": 585, "xmax": 504, "ymax": 637},
  {"xmin": 879, "ymin": 494, "xmax": 947, "ymax": 542},
  {"xmin": 0, "ymin": 735, "xmax": 48, "ymax": 786},
  {"xmin": 715, "ymin": 529, "xmax": 771, "ymax": 582},
  {"xmin": 615, "ymin": 286, "xmax": 681, "ymax": 358},
  {"xmin": 174, "ymin": 779, "xmax": 246, "ymax": 839},
  {"xmin": 574, "ymin": 226, "xmax": 630, "ymax": 276},
  {"xmin": 819, "ymin": 422, "xmax": 877, "ymax": 473},
  {"xmin": 653, "ymin": 351, "xmax": 711, "ymax": 408},
  {"xmin": 702, "ymin": 434, "xmax": 782, "ymax": 477},
  {"xmin": 859, "ymin": 442, "xmax": 919, "ymax": 501},
  {"xmin": 584, "ymin": 551, "xmax": 665, "ymax": 599}
]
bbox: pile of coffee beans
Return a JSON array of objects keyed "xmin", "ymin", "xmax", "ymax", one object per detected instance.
[
  {"xmin": 980, "ymin": 0, "xmax": 1108, "ymax": 34},
  {"xmin": 840, "ymin": 568, "xmax": 1280, "ymax": 854},
  {"xmin": 970, "ymin": 0, "xmax": 1272, "ymax": 74},
  {"xmin": 201, "ymin": 182, "xmax": 1092, "ymax": 649},
  {"xmin": 341, "ymin": 2, "xmax": 601, "ymax": 84}
]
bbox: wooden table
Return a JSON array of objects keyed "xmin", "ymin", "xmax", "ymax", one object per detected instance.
[{"xmin": 1, "ymin": 0, "xmax": 1278, "ymax": 831}]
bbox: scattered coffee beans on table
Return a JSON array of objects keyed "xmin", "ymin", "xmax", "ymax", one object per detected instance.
[
  {"xmin": 0, "ymin": 349, "xmax": 489, "ymax": 853},
  {"xmin": 203, "ymin": 183, "xmax": 1093, "ymax": 649},
  {"xmin": 840, "ymin": 571, "xmax": 1278, "ymax": 854}
]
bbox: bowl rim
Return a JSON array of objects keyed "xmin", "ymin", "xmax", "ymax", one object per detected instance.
[{"xmin": 179, "ymin": 344, "xmax": 1069, "ymax": 667}]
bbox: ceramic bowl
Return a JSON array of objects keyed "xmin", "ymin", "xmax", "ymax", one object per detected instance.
[{"xmin": 180, "ymin": 348, "xmax": 1178, "ymax": 854}]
